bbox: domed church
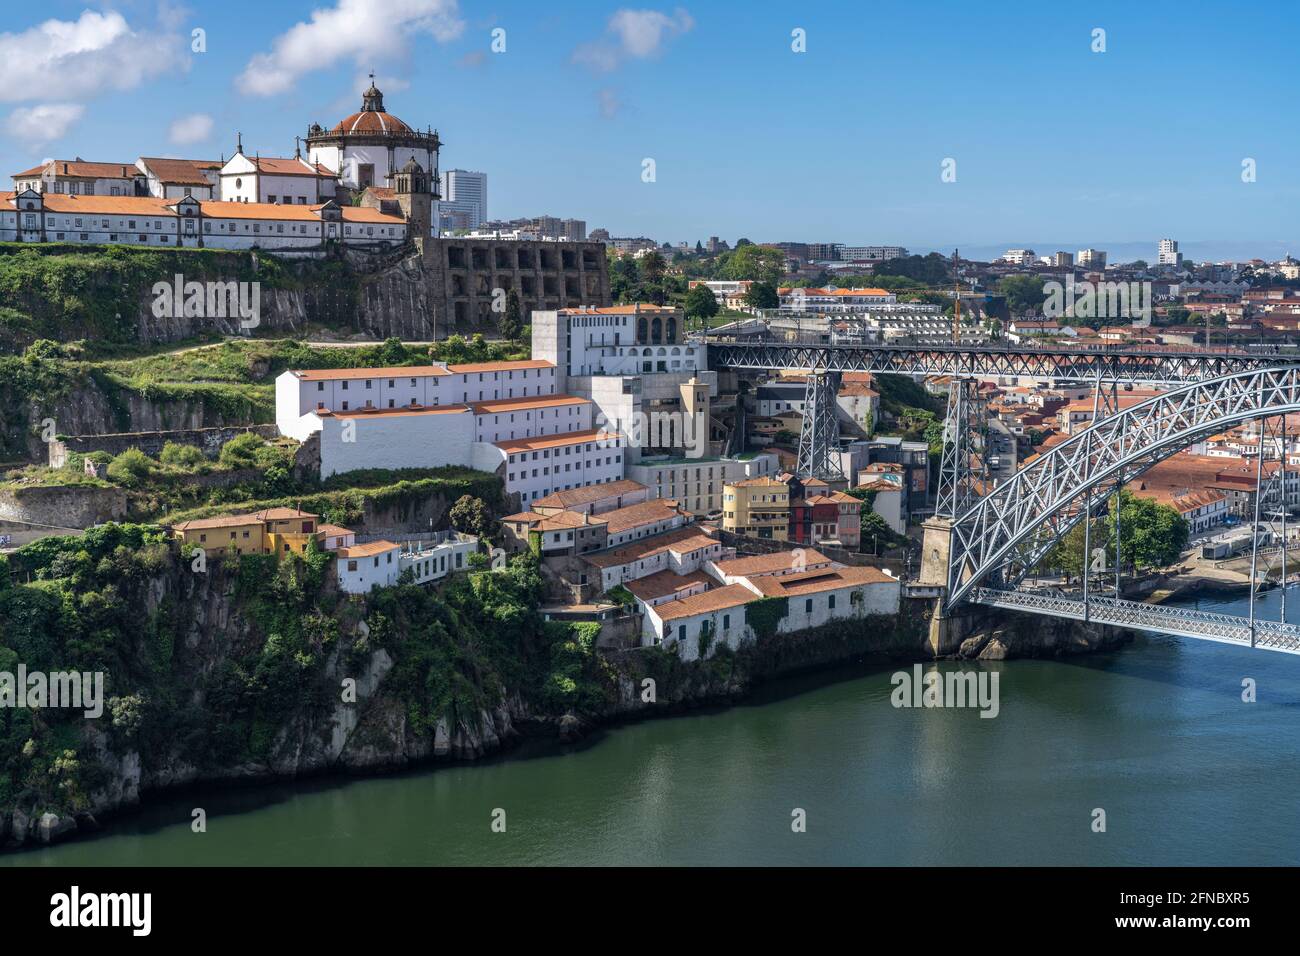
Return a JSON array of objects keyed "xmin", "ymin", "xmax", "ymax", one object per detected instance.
[{"xmin": 305, "ymin": 75, "xmax": 441, "ymax": 196}]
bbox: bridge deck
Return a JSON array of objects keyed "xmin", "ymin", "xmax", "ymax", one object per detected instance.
[
  {"xmin": 971, "ymin": 587, "xmax": 1300, "ymax": 655},
  {"xmin": 706, "ymin": 338, "xmax": 1284, "ymax": 385}
]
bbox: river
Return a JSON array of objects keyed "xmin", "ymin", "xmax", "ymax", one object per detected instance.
[{"xmin": 7, "ymin": 588, "xmax": 1300, "ymax": 866}]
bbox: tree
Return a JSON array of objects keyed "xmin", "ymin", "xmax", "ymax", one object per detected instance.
[
  {"xmin": 684, "ymin": 284, "xmax": 719, "ymax": 324},
  {"xmin": 725, "ymin": 244, "xmax": 786, "ymax": 285},
  {"xmin": 449, "ymin": 495, "xmax": 494, "ymax": 539},
  {"xmin": 498, "ymin": 288, "xmax": 523, "ymax": 340},
  {"xmin": 639, "ymin": 250, "xmax": 667, "ymax": 285},
  {"xmin": 745, "ymin": 281, "xmax": 779, "ymax": 310},
  {"xmin": 998, "ymin": 275, "xmax": 1048, "ymax": 316},
  {"xmin": 1045, "ymin": 490, "xmax": 1188, "ymax": 577}
]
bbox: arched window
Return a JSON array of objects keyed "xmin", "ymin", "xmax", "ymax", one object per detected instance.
[
  {"xmin": 666, "ymin": 317, "xmax": 677, "ymax": 341},
  {"xmin": 638, "ymin": 318, "xmax": 648, "ymax": 342},
  {"xmin": 651, "ymin": 317, "xmax": 663, "ymax": 342}
]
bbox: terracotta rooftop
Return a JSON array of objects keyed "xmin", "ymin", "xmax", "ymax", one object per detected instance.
[
  {"xmin": 713, "ymin": 549, "xmax": 834, "ymax": 577},
  {"xmin": 494, "ymin": 428, "xmax": 620, "ymax": 453},
  {"xmin": 446, "ymin": 360, "xmax": 556, "ymax": 374},
  {"xmin": 652, "ymin": 583, "xmax": 758, "ymax": 622},
  {"xmin": 470, "ymin": 394, "xmax": 589, "ymax": 415},
  {"xmin": 600, "ymin": 498, "xmax": 687, "ymax": 535},
  {"xmin": 252, "ymin": 507, "xmax": 320, "ymax": 521},
  {"xmin": 138, "ymin": 157, "xmax": 221, "ymax": 185},
  {"xmin": 172, "ymin": 514, "xmax": 264, "ymax": 531},
  {"xmin": 531, "ymin": 479, "xmax": 646, "ymax": 510},
  {"xmin": 336, "ymin": 540, "xmax": 400, "ymax": 558},
  {"xmin": 584, "ymin": 526, "xmax": 720, "ymax": 569},
  {"xmin": 292, "ymin": 365, "xmax": 450, "ymax": 382},
  {"xmin": 625, "ymin": 569, "xmax": 713, "ymax": 603},
  {"xmin": 744, "ymin": 564, "xmax": 894, "ymax": 597}
]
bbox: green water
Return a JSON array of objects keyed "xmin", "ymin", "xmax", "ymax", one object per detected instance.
[{"xmin": 8, "ymin": 589, "xmax": 1300, "ymax": 866}]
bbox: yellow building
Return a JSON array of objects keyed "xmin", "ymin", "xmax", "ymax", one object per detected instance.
[
  {"xmin": 172, "ymin": 514, "xmax": 269, "ymax": 556},
  {"xmin": 722, "ymin": 477, "xmax": 790, "ymax": 541},
  {"xmin": 172, "ymin": 507, "xmax": 321, "ymax": 557},
  {"xmin": 255, "ymin": 507, "xmax": 321, "ymax": 555}
]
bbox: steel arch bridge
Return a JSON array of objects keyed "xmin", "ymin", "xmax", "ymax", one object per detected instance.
[{"xmin": 940, "ymin": 365, "xmax": 1300, "ymax": 654}]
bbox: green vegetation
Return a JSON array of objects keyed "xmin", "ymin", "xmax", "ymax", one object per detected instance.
[
  {"xmin": 746, "ymin": 596, "xmax": 789, "ymax": 640},
  {"xmin": 0, "ymin": 333, "xmax": 525, "ymax": 461},
  {"xmin": 1044, "ymin": 490, "xmax": 1190, "ymax": 577}
]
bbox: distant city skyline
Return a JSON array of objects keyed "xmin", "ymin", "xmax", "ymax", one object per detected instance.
[{"xmin": 1, "ymin": 2, "xmax": 1296, "ymax": 252}]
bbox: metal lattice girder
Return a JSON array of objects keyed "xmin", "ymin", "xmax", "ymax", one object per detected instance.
[
  {"xmin": 708, "ymin": 341, "xmax": 1276, "ymax": 386},
  {"xmin": 971, "ymin": 588, "xmax": 1300, "ymax": 655},
  {"xmin": 945, "ymin": 366, "xmax": 1300, "ymax": 608},
  {"xmin": 936, "ymin": 379, "xmax": 989, "ymax": 519},
  {"xmin": 796, "ymin": 371, "xmax": 846, "ymax": 481}
]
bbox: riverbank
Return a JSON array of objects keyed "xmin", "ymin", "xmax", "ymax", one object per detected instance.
[
  {"xmin": 1, "ymin": 579, "xmax": 1138, "ymax": 852},
  {"xmin": 11, "ymin": 588, "xmax": 1300, "ymax": 867}
]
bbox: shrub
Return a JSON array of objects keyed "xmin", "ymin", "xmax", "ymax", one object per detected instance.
[
  {"xmin": 159, "ymin": 442, "xmax": 207, "ymax": 469},
  {"xmin": 105, "ymin": 447, "xmax": 156, "ymax": 486},
  {"xmin": 218, "ymin": 432, "xmax": 265, "ymax": 468}
]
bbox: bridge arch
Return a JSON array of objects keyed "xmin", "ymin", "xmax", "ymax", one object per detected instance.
[{"xmin": 946, "ymin": 366, "xmax": 1300, "ymax": 607}]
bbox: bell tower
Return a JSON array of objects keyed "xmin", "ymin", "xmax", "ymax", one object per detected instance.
[{"xmin": 394, "ymin": 157, "xmax": 431, "ymax": 253}]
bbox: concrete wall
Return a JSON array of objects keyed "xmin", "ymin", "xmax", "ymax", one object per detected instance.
[
  {"xmin": 316, "ymin": 408, "xmax": 476, "ymax": 478},
  {"xmin": 0, "ymin": 485, "xmax": 127, "ymax": 530}
]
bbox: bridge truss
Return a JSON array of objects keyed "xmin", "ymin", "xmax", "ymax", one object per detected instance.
[
  {"xmin": 941, "ymin": 366, "xmax": 1300, "ymax": 650},
  {"xmin": 707, "ymin": 339, "xmax": 1276, "ymax": 387}
]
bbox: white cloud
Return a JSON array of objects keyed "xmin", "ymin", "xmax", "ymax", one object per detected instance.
[
  {"xmin": 169, "ymin": 113, "xmax": 215, "ymax": 145},
  {"xmin": 573, "ymin": 7, "xmax": 693, "ymax": 72},
  {"xmin": 0, "ymin": 11, "xmax": 186, "ymax": 104},
  {"xmin": 8, "ymin": 103, "xmax": 85, "ymax": 145},
  {"xmin": 237, "ymin": 0, "xmax": 464, "ymax": 96}
]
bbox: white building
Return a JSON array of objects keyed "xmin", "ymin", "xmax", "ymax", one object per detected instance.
[
  {"xmin": 1000, "ymin": 249, "xmax": 1037, "ymax": 265},
  {"xmin": 136, "ymin": 157, "xmax": 221, "ymax": 199},
  {"xmin": 472, "ymin": 429, "xmax": 625, "ymax": 507},
  {"xmin": 644, "ymin": 584, "xmax": 758, "ymax": 661},
  {"xmin": 585, "ymin": 526, "xmax": 727, "ymax": 591},
  {"xmin": 11, "ymin": 159, "xmax": 141, "ymax": 196},
  {"xmin": 275, "ymin": 361, "xmax": 560, "ymax": 441},
  {"xmin": 1158, "ymin": 238, "xmax": 1183, "ymax": 267},
  {"xmin": 627, "ymin": 452, "xmax": 779, "ymax": 515},
  {"xmin": 306, "ymin": 79, "xmax": 441, "ymax": 194},
  {"xmin": 335, "ymin": 532, "xmax": 479, "ymax": 593},
  {"xmin": 310, "ymin": 405, "xmax": 476, "ymax": 478},
  {"xmin": 0, "ymin": 190, "xmax": 404, "ymax": 252},
  {"xmin": 1077, "ymin": 248, "xmax": 1107, "ymax": 268},
  {"xmin": 335, "ymin": 540, "xmax": 402, "ymax": 593},
  {"xmin": 219, "ymin": 145, "xmax": 337, "ymax": 205}
]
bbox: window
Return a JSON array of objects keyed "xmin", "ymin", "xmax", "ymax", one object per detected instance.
[
  {"xmin": 805, "ymin": 599, "xmax": 813, "ymax": 614},
  {"xmin": 828, "ymin": 594, "xmax": 836, "ymax": 610}
]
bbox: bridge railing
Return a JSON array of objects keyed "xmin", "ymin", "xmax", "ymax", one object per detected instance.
[{"xmin": 970, "ymin": 586, "xmax": 1300, "ymax": 653}]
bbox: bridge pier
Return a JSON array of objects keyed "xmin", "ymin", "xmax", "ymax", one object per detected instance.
[{"xmin": 917, "ymin": 517, "xmax": 970, "ymax": 655}]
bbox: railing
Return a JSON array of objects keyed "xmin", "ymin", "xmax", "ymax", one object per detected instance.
[{"xmin": 970, "ymin": 587, "xmax": 1300, "ymax": 655}]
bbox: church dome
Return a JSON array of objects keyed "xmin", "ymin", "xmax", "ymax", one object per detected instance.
[{"xmin": 331, "ymin": 79, "xmax": 416, "ymax": 136}]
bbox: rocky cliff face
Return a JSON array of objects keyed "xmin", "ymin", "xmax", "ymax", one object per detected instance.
[
  {"xmin": 0, "ymin": 564, "xmax": 1125, "ymax": 850},
  {"xmin": 0, "ymin": 555, "xmax": 530, "ymax": 848}
]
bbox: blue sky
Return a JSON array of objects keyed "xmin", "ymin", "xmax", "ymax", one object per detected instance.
[{"xmin": 3, "ymin": 1, "xmax": 1298, "ymax": 260}]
